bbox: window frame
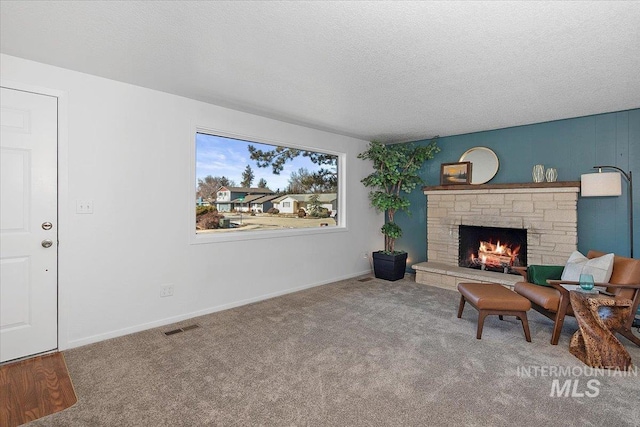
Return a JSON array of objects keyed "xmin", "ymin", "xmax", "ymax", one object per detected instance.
[{"xmin": 189, "ymin": 126, "xmax": 347, "ymax": 245}]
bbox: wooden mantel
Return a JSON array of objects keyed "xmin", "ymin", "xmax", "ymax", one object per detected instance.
[{"xmin": 423, "ymin": 181, "xmax": 581, "ymax": 192}]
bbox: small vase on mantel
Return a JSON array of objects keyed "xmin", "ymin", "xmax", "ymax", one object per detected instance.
[
  {"xmin": 532, "ymin": 164, "xmax": 545, "ymax": 183},
  {"xmin": 545, "ymin": 167, "xmax": 558, "ymax": 182}
]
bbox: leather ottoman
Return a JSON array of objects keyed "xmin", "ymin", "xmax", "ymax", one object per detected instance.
[{"xmin": 457, "ymin": 282, "xmax": 532, "ymax": 342}]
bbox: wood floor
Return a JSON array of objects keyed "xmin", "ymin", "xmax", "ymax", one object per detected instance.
[{"xmin": 0, "ymin": 352, "xmax": 77, "ymax": 427}]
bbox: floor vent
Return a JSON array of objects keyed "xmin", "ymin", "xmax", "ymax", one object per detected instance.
[
  {"xmin": 358, "ymin": 277, "xmax": 374, "ymax": 282},
  {"xmin": 164, "ymin": 324, "xmax": 200, "ymax": 336}
]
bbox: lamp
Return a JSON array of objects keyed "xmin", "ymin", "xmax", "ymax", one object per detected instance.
[{"xmin": 580, "ymin": 166, "xmax": 633, "ymax": 258}]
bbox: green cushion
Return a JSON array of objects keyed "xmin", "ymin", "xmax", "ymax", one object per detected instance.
[{"xmin": 528, "ymin": 265, "xmax": 564, "ymax": 286}]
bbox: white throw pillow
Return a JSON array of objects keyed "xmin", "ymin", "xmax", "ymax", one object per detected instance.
[{"xmin": 560, "ymin": 251, "xmax": 614, "ymax": 291}]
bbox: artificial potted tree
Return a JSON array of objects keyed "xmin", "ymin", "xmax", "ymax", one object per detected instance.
[{"xmin": 358, "ymin": 139, "xmax": 440, "ymax": 281}]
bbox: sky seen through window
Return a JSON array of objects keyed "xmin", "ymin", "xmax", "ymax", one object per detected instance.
[{"xmin": 196, "ymin": 133, "xmax": 324, "ymax": 192}]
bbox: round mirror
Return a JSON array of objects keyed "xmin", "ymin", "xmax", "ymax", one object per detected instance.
[{"xmin": 459, "ymin": 147, "xmax": 499, "ymax": 184}]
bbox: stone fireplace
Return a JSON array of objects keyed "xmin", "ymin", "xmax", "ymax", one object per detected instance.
[{"xmin": 412, "ymin": 182, "xmax": 580, "ymax": 289}]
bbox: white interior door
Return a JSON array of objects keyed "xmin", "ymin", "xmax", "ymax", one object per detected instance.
[{"xmin": 1, "ymin": 87, "xmax": 58, "ymax": 363}]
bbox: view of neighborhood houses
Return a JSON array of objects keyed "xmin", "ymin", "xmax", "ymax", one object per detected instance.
[{"xmin": 195, "ymin": 132, "xmax": 339, "ymax": 233}]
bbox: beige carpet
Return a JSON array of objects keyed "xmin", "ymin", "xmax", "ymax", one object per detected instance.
[{"xmin": 29, "ymin": 276, "xmax": 640, "ymax": 426}]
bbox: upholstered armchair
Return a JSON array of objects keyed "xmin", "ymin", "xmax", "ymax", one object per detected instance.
[{"xmin": 513, "ymin": 250, "xmax": 640, "ymax": 346}]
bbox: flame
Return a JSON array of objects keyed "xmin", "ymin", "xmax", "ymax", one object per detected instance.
[{"xmin": 473, "ymin": 240, "xmax": 521, "ymax": 267}]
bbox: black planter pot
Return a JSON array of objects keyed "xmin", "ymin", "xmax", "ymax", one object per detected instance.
[{"xmin": 372, "ymin": 251, "xmax": 408, "ymax": 281}]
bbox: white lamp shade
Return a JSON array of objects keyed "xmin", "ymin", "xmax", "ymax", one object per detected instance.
[{"xmin": 581, "ymin": 172, "xmax": 622, "ymax": 197}]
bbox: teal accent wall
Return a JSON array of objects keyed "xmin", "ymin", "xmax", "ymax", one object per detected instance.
[{"xmin": 396, "ymin": 108, "xmax": 640, "ymax": 268}]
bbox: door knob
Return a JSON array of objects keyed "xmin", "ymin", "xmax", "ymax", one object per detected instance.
[
  {"xmin": 41, "ymin": 239, "xmax": 53, "ymax": 248},
  {"xmin": 42, "ymin": 221, "xmax": 53, "ymax": 230}
]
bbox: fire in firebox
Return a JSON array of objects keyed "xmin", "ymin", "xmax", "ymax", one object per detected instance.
[
  {"xmin": 470, "ymin": 241, "xmax": 521, "ymax": 269},
  {"xmin": 459, "ymin": 225, "xmax": 527, "ymax": 274}
]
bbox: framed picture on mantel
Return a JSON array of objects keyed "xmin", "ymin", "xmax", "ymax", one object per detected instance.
[{"xmin": 440, "ymin": 161, "xmax": 472, "ymax": 185}]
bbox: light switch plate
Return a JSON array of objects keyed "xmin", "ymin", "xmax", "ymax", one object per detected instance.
[{"xmin": 76, "ymin": 200, "xmax": 94, "ymax": 214}]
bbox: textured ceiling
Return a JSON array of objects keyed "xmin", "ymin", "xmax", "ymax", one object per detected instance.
[{"xmin": 1, "ymin": 1, "xmax": 639, "ymax": 142}]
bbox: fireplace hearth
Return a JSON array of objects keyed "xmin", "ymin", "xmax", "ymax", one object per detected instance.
[{"xmin": 459, "ymin": 225, "xmax": 527, "ymax": 274}]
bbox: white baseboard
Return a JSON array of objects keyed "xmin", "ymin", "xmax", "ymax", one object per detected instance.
[{"xmin": 63, "ymin": 269, "xmax": 371, "ymax": 350}]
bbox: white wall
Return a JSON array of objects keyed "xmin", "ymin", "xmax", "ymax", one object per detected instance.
[{"xmin": 1, "ymin": 54, "xmax": 382, "ymax": 349}]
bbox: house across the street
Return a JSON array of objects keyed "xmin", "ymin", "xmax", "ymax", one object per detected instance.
[
  {"xmin": 214, "ymin": 187, "xmax": 274, "ymax": 212},
  {"xmin": 272, "ymin": 193, "xmax": 337, "ymax": 215},
  {"xmin": 250, "ymin": 194, "xmax": 279, "ymax": 213}
]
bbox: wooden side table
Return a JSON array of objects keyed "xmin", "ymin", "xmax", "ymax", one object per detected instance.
[{"xmin": 569, "ymin": 290, "xmax": 634, "ymax": 370}]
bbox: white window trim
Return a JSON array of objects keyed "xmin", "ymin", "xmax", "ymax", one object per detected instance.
[{"xmin": 189, "ymin": 125, "xmax": 347, "ymax": 245}]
